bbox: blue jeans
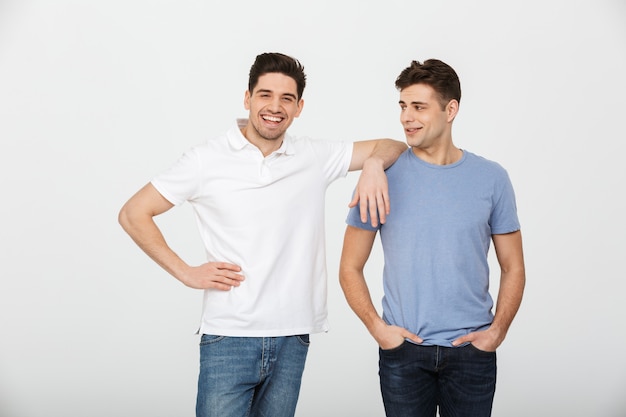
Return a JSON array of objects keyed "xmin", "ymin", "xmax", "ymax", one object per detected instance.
[
  {"xmin": 196, "ymin": 334, "xmax": 310, "ymax": 417},
  {"xmin": 379, "ymin": 342, "xmax": 497, "ymax": 417}
]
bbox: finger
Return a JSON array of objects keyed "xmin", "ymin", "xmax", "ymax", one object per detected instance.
[
  {"xmin": 206, "ymin": 281, "xmax": 235, "ymax": 291},
  {"xmin": 382, "ymin": 189, "xmax": 391, "ymax": 215},
  {"xmin": 215, "ymin": 262, "xmax": 242, "ymax": 271},
  {"xmin": 211, "ymin": 275, "xmax": 241, "ymax": 289},
  {"xmin": 375, "ymin": 193, "xmax": 387, "ymax": 225},
  {"xmin": 452, "ymin": 336, "xmax": 466, "ymax": 347},
  {"xmin": 223, "ymin": 271, "xmax": 245, "ymax": 282},
  {"xmin": 368, "ymin": 195, "xmax": 379, "ymax": 227},
  {"xmin": 223, "ymin": 276, "xmax": 242, "ymax": 287},
  {"xmin": 348, "ymin": 191, "xmax": 360, "ymax": 208},
  {"xmin": 214, "ymin": 262, "xmax": 241, "ymax": 272},
  {"xmin": 360, "ymin": 196, "xmax": 372, "ymax": 225}
]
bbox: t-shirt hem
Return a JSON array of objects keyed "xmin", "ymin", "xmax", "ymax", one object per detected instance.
[{"xmin": 197, "ymin": 324, "xmax": 329, "ymax": 337}]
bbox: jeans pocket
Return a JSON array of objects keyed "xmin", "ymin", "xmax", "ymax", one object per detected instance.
[
  {"xmin": 295, "ymin": 334, "xmax": 310, "ymax": 346},
  {"xmin": 468, "ymin": 343, "xmax": 496, "ymax": 355},
  {"xmin": 199, "ymin": 334, "xmax": 226, "ymax": 346},
  {"xmin": 380, "ymin": 340, "xmax": 409, "ymax": 354}
]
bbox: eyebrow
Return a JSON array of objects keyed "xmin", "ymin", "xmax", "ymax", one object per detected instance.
[
  {"xmin": 399, "ymin": 100, "xmax": 428, "ymax": 106},
  {"xmin": 256, "ymin": 89, "xmax": 298, "ymax": 100}
]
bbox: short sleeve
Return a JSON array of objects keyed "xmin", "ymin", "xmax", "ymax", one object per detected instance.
[
  {"xmin": 150, "ymin": 148, "xmax": 201, "ymax": 206},
  {"xmin": 489, "ymin": 170, "xmax": 520, "ymax": 235},
  {"xmin": 311, "ymin": 139, "xmax": 352, "ymax": 184}
]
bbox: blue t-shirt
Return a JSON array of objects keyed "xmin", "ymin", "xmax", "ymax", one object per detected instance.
[{"xmin": 346, "ymin": 149, "xmax": 520, "ymax": 346}]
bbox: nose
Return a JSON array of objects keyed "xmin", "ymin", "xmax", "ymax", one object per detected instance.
[
  {"xmin": 268, "ymin": 96, "xmax": 282, "ymax": 112},
  {"xmin": 400, "ymin": 108, "xmax": 413, "ymax": 123}
]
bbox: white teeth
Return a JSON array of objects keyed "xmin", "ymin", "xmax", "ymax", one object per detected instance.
[{"xmin": 263, "ymin": 115, "xmax": 282, "ymax": 122}]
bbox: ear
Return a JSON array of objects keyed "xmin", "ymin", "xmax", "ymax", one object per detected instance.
[
  {"xmin": 294, "ymin": 98, "xmax": 304, "ymax": 118},
  {"xmin": 244, "ymin": 90, "xmax": 251, "ymax": 110},
  {"xmin": 446, "ymin": 99, "xmax": 459, "ymax": 123}
]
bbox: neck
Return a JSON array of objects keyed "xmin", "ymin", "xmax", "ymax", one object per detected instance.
[
  {"xmin": 240, "ymin": 125, "xmax": 283, "ymax": 157},
  {"xmin": 411, "ymin": 143, "xmax": 462, "ymax": 165}
]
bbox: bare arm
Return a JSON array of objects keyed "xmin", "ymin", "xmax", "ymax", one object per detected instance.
[
  {"xmin": 118, "ymin": 183, "xmax": 244, "ymax": 290},
  {"xmin": 348, "ymin": 139, "xmax": 408, "ymax": 227},
  {"xmin": 339, "ymin": 225, "xmax": 421, "ymax": 349},
  {"xmin": 453, "ymin": 230, "xmax": 526, "ymax": 350}
]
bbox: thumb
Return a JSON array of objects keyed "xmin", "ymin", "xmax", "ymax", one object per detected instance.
[
  {"xmin": 452, "ymin": 335, "xmax": 470, "ymax": 347},
  {"xmin": 404, "ymin": 331, "xmax": 423, "ymax": 344},
  {"xmin": 348, "ymin": 190, "xmax": 360, "ymax": 208}
]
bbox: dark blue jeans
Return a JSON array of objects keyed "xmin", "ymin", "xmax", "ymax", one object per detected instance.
[
  {"xmin": 379, "ymin": 342, "xmax": 496, "ymax": 417},
  {"xmin": 196, "ymin": 334, "xmax": 310, "ymax": 417}
]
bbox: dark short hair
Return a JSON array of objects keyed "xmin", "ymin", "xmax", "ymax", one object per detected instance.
[
  {"xmin": 395, "ymin": 59, "xmax": 461, "ymax": 109},
  {"xmin": 248, "ymin": 52, "xmax": 307, "ymax": 100}
]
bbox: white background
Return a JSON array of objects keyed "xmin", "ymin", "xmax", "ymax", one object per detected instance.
[{"xmin": 1, "ymin": 1, "xmax": 625, "ymax": 416}]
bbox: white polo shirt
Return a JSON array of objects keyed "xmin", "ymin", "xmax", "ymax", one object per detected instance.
[{"xmin": 152, "ymin": 119, "xmax": 352, "ymax": 336}]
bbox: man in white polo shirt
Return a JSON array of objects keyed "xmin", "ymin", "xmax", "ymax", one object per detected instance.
[{"xmin": 118, "ymin": 52, "xmax": 407, "ymax": 417}]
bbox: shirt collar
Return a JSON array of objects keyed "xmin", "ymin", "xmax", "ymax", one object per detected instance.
[{"xmin": 227, "ymin": 118, "xmax": 295, "ymax": 156}]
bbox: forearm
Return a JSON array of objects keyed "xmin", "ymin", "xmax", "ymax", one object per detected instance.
[
  {"xmin": 492, "ymin": 269, "xmax": 525, "ymax": 331},
  {"xmin": 339, "ymin": 268, "xmax": 386, "ymax": 334},
  {"xmin": 490, "ymin": 231, "xmax": 526, "ymax": 342},
  {"xmin": 371, "ymin": 139, "xmax": 408, "ymax": 169},
  {"xmin": 349, "ymin": 139, "xmax": 407, "ymax": 171},
  {"xmin": 119, "ymin": 209, "xmax": 190, "ymax": 282},
  {"xmin": 339, "ymin": 226, "xmax": 384, "ymax": 332}
]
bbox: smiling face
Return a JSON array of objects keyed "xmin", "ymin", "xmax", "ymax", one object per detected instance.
[
  {"xmin": 243, "ymin": 72, "xmax": 304, "ymax": 149},
  {"xmin": 399, "ymin": 83, "xmax": 457, "ymax": 151}
]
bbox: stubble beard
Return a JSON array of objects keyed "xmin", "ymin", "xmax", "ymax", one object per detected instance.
[{"xmin": 250, "ymin": 118, "xmax": 285, "ymax": 142}]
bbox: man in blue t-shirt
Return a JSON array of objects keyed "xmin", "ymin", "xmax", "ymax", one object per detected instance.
[{"xmin": 339, "ymin": 59, "xmax": 526, "ymax": 417}]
